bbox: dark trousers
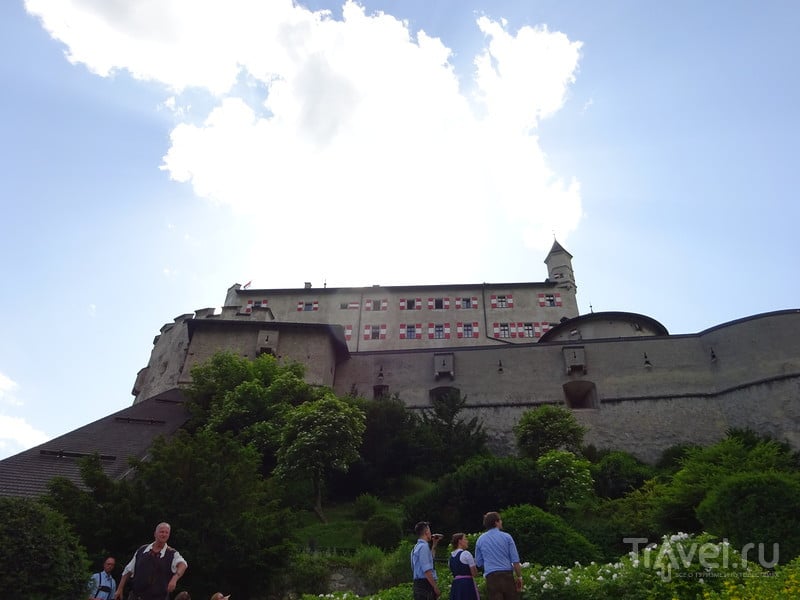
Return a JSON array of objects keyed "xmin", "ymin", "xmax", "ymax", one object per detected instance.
[
  {"xmin": 485, "ymin": 571, "xmax": 518, "ymax": 600},
  {"xmin": 413, "ymin": 578, "xmax": 436, "ymax": 600}
]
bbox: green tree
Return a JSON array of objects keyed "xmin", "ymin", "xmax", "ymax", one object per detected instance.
[
  {"xmin": 126, "ymin": 429, "xmax": 293, "ymax": 596},
  {"xmin": 403, "ymin": 456, "xmax": 543, "ymax": 534},
  {"xmin": 514, "ymin": 404, "xmax": 586, "ymax": 460},
  {"xmin": 654, "ymin": 435, "xmax": 798, "ymax": 533},
  {"xmin": 275, "ymin": 394, "xmax": 366, "ymax": 522},
  {"xmin": 417, "ymin": 389, "xmax": 488, "ymax": 477},
  {"xmin": 0, "ymin": 496, "xmax": 91, "ymax": 600},
  {"xmin": 44, "ymin": 454, "xmax": 148, "ymax": 567},
  {"xmin": 591, "ymin": 450, "xmax": 656, "ymax": 499},
  {"xmin": 44, "ymin": 431, "xmax": 292, "ymax": 599},
  {"xmin": 536, "ymin": 450, "xmax": 594, "ymax": 512},
  {"xmin": 696, "ymin": 471, "xmax": 800, "ymax": 561},
  {"xmin": 360, "ymin": 396, "xmax": 427, "ymax": 485}
]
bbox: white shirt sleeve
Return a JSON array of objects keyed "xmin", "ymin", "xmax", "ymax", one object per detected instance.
[
  {"xmin": 460, "ymin": 549, "xmax": 476, "ymax": 567},
  {"xmin": 122, "ymin": 555, "xmax": 137, "ymax": 576},
  {"xmin": 171, "ymin": 550, "xmax": 188, "ymax": 572}
]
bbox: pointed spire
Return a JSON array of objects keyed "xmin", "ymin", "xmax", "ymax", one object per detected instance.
[{"xmin": 546, "ymin": 238, "xmax": 573, "ymax": 260}]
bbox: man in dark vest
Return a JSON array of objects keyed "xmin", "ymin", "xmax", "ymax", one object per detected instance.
[{"xmin": 115, "ymin": 522, "xmax": 188, "ymax": 600}]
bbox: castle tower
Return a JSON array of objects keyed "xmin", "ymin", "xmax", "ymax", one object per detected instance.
[{"xmin": 544, "ymin": 239, "xmax": 576, "ymax": 293}]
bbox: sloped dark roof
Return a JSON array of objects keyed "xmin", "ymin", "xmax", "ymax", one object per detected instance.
[
  {"xmin": 0, "ymin": 391, "xmax": 190, "ymax": 498},
  {"xmin": 545, "ymin": 239, "xmax": 573, "ymax": 260}
]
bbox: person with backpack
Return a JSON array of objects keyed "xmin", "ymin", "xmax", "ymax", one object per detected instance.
[
  {"xmin": 88, "ymin": 556, "xmax": 117, "ymax": 600},
  {"xmin": 115, "ymin": 522, "xmax": 188, "ymax": 600}
]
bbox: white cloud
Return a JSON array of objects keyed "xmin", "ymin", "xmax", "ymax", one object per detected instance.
[
  {"xmin": 0, "ymin": 372, "xmax": 49, "ymax": 459},
  {"xmin": 0, "ymin": 371, "xmax": 21, "ymax": 407},
  {"xmin": 0, "ymin": 415, "xmax": 50, "ymax": 460},
  {"xmin": 25, "ymin": 0, "xmax": 584, "ymax": 283}
]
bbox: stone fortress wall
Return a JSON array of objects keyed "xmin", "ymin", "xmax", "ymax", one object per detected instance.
[{"xmin": 131, "ymin": 243, "xmax": 800, "ymax": 464}]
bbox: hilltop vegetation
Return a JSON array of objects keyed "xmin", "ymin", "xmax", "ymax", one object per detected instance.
[{"xmin": 4, "ymin": 352, "xmax": 800, "ymax": 599}]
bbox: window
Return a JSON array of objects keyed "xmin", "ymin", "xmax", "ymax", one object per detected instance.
[
  {"xmin": 523, "ymin": 323, "xmax": 535, "ymax": 338},
  {"xmin": 372, "ymin": 300, "xmax": 381, "ymax": 311},
  {"xmin": 499, "ymin": 323, "xmax": 510, "ymax": 338},
  {"xmin": 339, "ymin": 303, "xmax": 349, "ymax": 309},
  {"xmin": 545, "ymin": 294, "xmax": 556, "ymax": 307},
  {"xmin": 463, "ymin": 323, "xmax": 473, "ymax": 338},
  {"xmin": 462, "ymin": 297, "xmax": 472, "ymax": 309},
  {"xmin": 373, "ymin": 385, "xmax": 389, "ymax": 399},
  {"xmin": 434, "ymin": 298, "xmax": 444, "ymax": 309},
  {"xmin": 434, "ymin": 324, "xmax": 445, "ymax": 339},
  {"xmin": 497, "ymin": 295, "xmax": 508, "ymax": 308},
  {"xmin": 406, "ymin": 324, "xmax": 416, "ymax": 339},
  {"xmin": 303, "ymin": 302, "xmax": 314, "ymax": 311},
  {"xmin": 371, "ymin": 325, "xmax": 381, "ymax": 340},
  {"xmin": 406, "ymin": 299, "xmax": 416, "ymax": 310}
]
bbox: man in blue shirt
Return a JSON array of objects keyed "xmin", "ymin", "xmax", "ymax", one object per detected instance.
[
  {"xmin": 88, "ymin": 556, "xmax": 117, "ymax": 600},
  {"xmin": 410, "ymin": 521, "xmax": 442, "ymax": 600},
  {"xmin": 474, "ymin": 512, "xmax": 523, "ymax": 600}
]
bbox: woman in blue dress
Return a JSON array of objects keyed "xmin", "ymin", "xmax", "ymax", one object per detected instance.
[{"xmin": 449, "ymin": 533, "xmax": 479, "ymax": 600}]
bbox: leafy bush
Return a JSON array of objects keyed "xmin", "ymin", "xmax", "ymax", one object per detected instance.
[
  {"xmin": 354, "ymin": 493, "xmax": 381, "ymax": 520},
  {"xmin": 303, "ymin": 533, "xmax": 786, "ymax": 600},
  {"xmin": 362, "ymin": 514, "xmax": 402, "ymax": 551},
  {"xmin": 348, "ymin": 540, "xmax": 418, "ymax": 591},
  {"xmin": 514, "ymin": 405, "xmax": 586, "ymax": 460},
  {"xmin": 403, "ymin": 456, "xmax": 542, "ymax": 534},
  {"xmin": 591, "ymin": 451, "xmax": 655, "ymax": 499},
  {"xmin": 536, "ymin": 450, "xmax": 594, "ymax": 511},
  {"xmin": 0, "ymin": 496, "xmax": 91, "ymax": 599},
  {"xmin": 653, "ymin": 436, "xmax": 798, "ymax": 534},
  {"xmin": 701, "ymin": 555, "xmax": 800, "ymax": 599},
  {"xmin": 696, "ymin": 471, "xmax": 800, "ymax": 561},
  {"xmin": 285, "ymin": 551, "xmax": 331, "ymax": 594},
  {"xmin": 500, "ymin": 504, "xmax": 601, "ymax": 566},
  {"xmin": 351, "ymin": 544, "xmax": 386, "ymax": 573},
  {"xmin": 566, "ymin": 482, "xmax": 664, "ymax": 561}
]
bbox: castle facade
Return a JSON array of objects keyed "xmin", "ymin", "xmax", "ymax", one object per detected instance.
[{"xmin": 132, "ymin": 242, "xmax": 800, "ymax": 462}]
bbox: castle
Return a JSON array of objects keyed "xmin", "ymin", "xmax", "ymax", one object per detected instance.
[
  {"xmin": 3, "ymin": 240, "xmax": 800, "ymax": 498},
  {"xmin": 131, "ymin": 241, "xmax": 800, "ymax": 462}
]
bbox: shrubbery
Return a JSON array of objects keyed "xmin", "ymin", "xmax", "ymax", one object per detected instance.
[
  {"xmin": 501, "ymin": 504, "xmax": 601, "ymax": 566},
  {"xmin": 353, "ymin": 493, "xmax": 381, "ymax": 520},
  {"xmin": 403, "ymin": 456, "xmax": 542, "ymax": 533},
  {"xmin": 696, "ymin": 470, "xmax": 800, "ymax": 561},
  {"xmin": 361, "ymin": 514, "xmax": 402, "ymax": 551},
  {"xmin": 591, "ymin": 450, "xmax": 655, "ymax": 499},
  {"xmin": 0, "ymin": 496, "xmax": 91, "ymax": 600},
  {"xmin": 303, "ymin": 533, "xmax": 800, "ymax": 600}
]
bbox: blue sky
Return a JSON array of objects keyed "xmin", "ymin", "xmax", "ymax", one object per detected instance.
[{"xmin": 1, "ymin": 0, "xmax": 798, "ymax": 460}]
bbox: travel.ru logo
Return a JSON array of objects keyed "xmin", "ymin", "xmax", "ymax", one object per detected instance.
[{"xmin": 623, "ymin": 533, "xmax": 779, "ymax": 582}]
